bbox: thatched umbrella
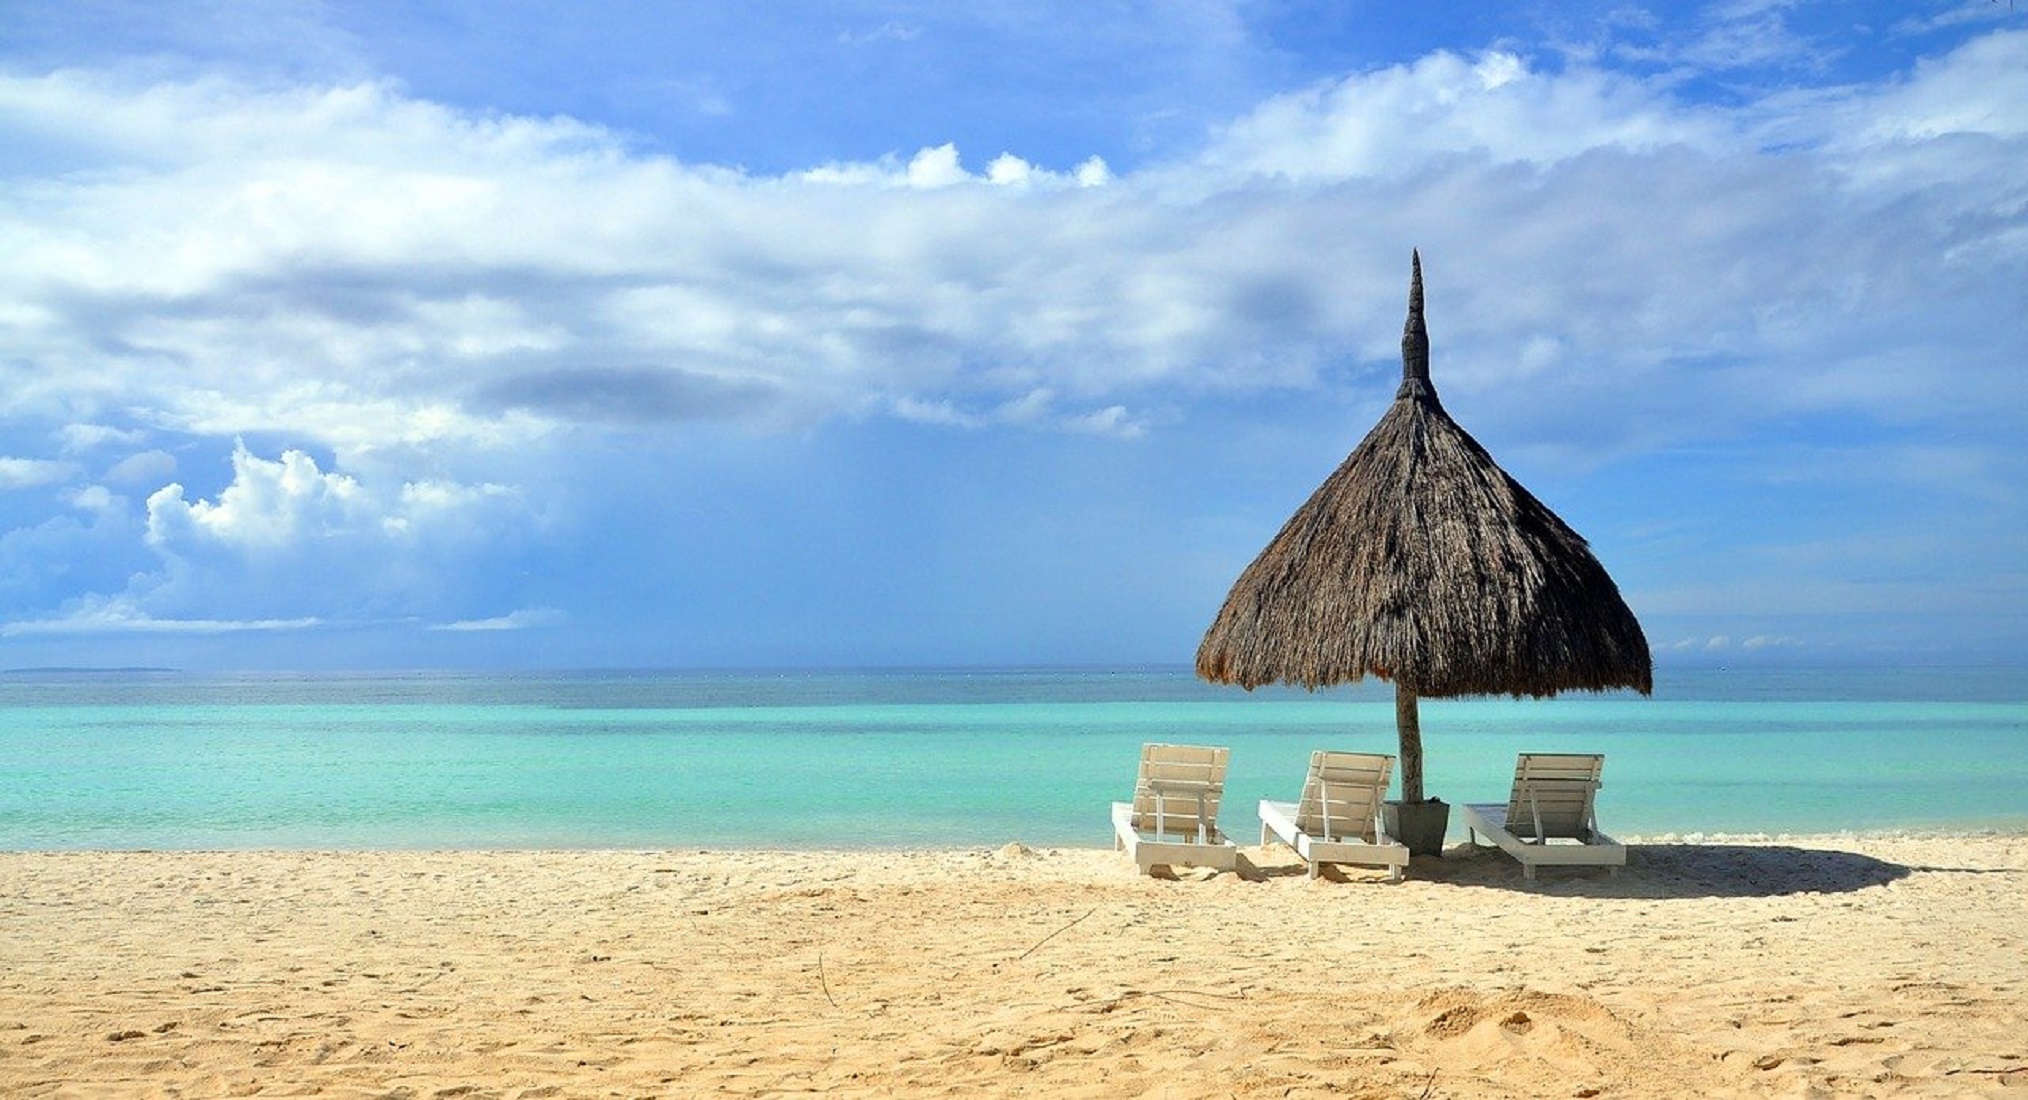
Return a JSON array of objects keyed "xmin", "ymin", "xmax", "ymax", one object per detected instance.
[{"xmin": 1197, "ymin": 251, "xmax": 1651, "ymax": 812}]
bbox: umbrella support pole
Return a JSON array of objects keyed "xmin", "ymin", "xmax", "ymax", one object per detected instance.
[
  {"xmin": 1386, "ymin": 685, "xmax": 1449, "ymax": 857},
  {"xmin": 1396, "ymin": 686, "xmax": 1424, "ymax": 803}
]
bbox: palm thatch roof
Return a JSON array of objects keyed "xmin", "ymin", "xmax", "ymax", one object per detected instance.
[{"xmin": 1196, "ymin": 252, "xmax": 1652, "ymax": 699}]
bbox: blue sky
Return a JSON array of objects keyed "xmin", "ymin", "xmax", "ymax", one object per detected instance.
[{"xmin": 1, "ymin": 1, "xmax": 2024, "ymax": 671}]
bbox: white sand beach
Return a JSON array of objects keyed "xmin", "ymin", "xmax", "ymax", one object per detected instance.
[{"xmin": 2, "ymin": 833, "xmax": 2024, "ymax": 1097}]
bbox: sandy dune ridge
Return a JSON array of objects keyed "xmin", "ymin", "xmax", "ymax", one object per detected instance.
[{"xmin": 2, "ymin": 833, "xmax": 2023, "ymax": 1097}]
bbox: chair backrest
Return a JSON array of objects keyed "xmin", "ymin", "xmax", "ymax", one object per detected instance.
[
  {"xmin": 1130, "ymin": 743, "xmax": 1230, "ymax": 839},
  {"xmin": 1294, "ymin": 750, "xmax": 1393, "ymax": 842},
  {"xmin": 1504, "ymin": 753, "xmax": 1606, "ymax": 841}
]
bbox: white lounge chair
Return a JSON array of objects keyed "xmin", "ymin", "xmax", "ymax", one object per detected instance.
[
  {"xmin": 1111, "ymin": 743, "xmax": 1238, "ymax": 875},
  {"xmin": 1258, "ymin": 750, "xmax": 1410, "ymax": 881},
  {"xmin": 1460, "ymin": 753, "xmax": 1626, "ymax": 881}
]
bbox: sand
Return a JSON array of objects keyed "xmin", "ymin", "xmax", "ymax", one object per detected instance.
[{"xmin": 1, "ymin": 833, "xmax": 2024, "ymax": 1098}]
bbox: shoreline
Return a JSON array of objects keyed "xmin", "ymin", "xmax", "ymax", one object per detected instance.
[
  {"xmin": 7, "ymin": 822, "xmax": 2028, "ymax": 856},
  {"xmin": 4, "ymin": 833, "xmax": 2024, "ymax": 1096}
]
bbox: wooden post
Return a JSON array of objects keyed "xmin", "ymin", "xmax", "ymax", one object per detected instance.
[{"xmin": 1396, "ymin": 684, "xmax": 1424, "ymax": 802}]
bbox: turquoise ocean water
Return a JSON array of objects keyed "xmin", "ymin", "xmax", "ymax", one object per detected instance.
[{"xmin": 2, "ymin": 666, "xmax": 2023, "ymax": 850}]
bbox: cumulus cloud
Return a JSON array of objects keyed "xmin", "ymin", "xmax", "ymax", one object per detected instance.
[
  {"xmin": 1, "ymin": 18, "xmax": 2024, "ymax": 658},
  {"xmin": 120, "ymin": 441, "xmax": 532, "ymax": 627},
  {"xmin": 1, "ymin": 34, "xmax": 2021, "ymax": 464},
  {"xmin": 800, "ymin": 142, "xmax": 1112, "ymax": 190},
  {"xmin": 144, "ymin": 442, "xmax": 524, "ymax": 554},
  {"xmin": 906, "ymin": 143, "xmax": 969, "ymax": 188},
  {"xmin": 146, "ymin": 444, "xmax": 369, "ymax": 551}
]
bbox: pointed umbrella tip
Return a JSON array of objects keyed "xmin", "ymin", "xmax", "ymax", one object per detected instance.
[{"xmin": 1397, "ymin": 250, "xmax": 1433, "ymax": 400}]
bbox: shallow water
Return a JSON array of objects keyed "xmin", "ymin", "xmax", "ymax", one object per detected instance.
[{"xmin": 2, "ymin": 665, "xmax": 2023, "ymax": 849}]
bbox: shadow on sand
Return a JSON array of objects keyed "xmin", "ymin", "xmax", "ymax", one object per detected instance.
[
  {"xmin": 1172, "ymin": 840, "xmax": 2017, "ymax": 896},
  {"xmin": 1401, "ymin": 840, "xmax": 1923, "ymax": 898}
]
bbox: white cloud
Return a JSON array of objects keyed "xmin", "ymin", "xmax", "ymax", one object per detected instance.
[
  {"xmin": 58, "ymin": 424, "xmax": 147, "ymax": 452},
  {"xmin": 1190, "ymin": 49, "xmax": 1729, "ymax": 183},
  {"xmin": 105, "ymin": 449, "xmax": 177, "ymax": 487},
  {"xmin": 64, "ymin": 485, "xmax": 118, "ymax": 514},
  {"xmin": 906, "ymin": 143, "xmax": 970, "ymax": 188},
  {"xmin": 431, "ymin": 607, "xmax": 568, "ymax": 632},
  {"xmin": 1613, "ymin": 5, "xmax": 1833, "ymax": 75},
  {"xmin": 1654, "ymin": 633, "xmax": 1803, "ymax": 655},
  {"xmin": 801, "ymin": 143, "xmax": 1114, "ymax": 191},
  {"xmin": 1891, "ymin": 2, "xmax": 2020, "ymax": 36},
  {"xmin": 838, "ymin": 20, "xmax": 920, "ymax": 46},
  {"xmin": 887, "ymin": 388, "xmax": 1147, "ymax": 437},
  {"xmin": 146, "ymin": 443, "xmax": 368, "ymax": 551},
  {"xmin": 1, "ymin": 25, "xmax": 2024, "ymax": 657},
  {"xmin": 3, "ymin": 36, "xmax": 2019, "ymax": 465},
  {"xmin": 1064, "ymin": 405, "xmax": 1145, "ymax": 439},
  {"xmin": 998, "ymin": 388, "xmax": 1056, "ymax": 425},
  {"xmin": 0, "ymin": 457, "xmax": 75, "ymax": 490},
  {"xmin": 890, "ymin": 396, "xmax": 983, "ymax": 428},
  {"xmin": 144, "ymin": 441, "xmax": 525, "ymax": 555},
  {"xmin": 1842, "ymin": 30, "xmax": 2028, "ymax": 144},
  {"xmin": 113, "ymin": 441, "xmax": 536, "ymax": 630},
  {"xmin": 986, "ymin": 152, "xmax": 1035, "ymax": 186},
  {"xmin": 0, "ymin": 594, "xmax": 319, "ymax": 636}
]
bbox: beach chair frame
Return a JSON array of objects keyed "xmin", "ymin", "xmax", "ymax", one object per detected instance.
[
  {"xmin": 1461, "ymin": 753, "xmax": 1626, "ymax": 881},
  {"xmin": 1111, "ymin": 743, "xmax": 1238, "ymax": 874},
  {"xmin": 1257, "ymin": 750, "xmax": 1410, "ymax": 881}
]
